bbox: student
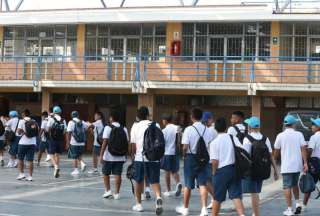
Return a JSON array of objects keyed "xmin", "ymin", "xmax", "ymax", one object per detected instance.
[
  {"xmin": 16, "ymin": 109, "xmax": 39, "ymax": 181},
  {"xmin": 209, "ymin": 118, "xmax": 245, "ymax": 216},
  {"xmin": 160, "ymin": 113, "xmax": 182, "ymax": 197},
  {"xmin": 0, "ymin": 115, "xmax": 6, "ymax": 167},
  {"xmin": 37, "ymin": 111, "xmax": 49, "ymax": 166},
  {"xmin": 5, "ymin": 110, "xmax": 20, "ymax": 168},
  {"xmin": 274, "ymin": 115, "xmax": 308, "ymax": 216},
  {"xmin": 176, "ymin": 108, "xmax": 215, "ymax": 216},
  {"xmin": 88, "ymin": 111, "xmax": 105, "ymax": 174},
  {"xmin": 227, "ymin": 111, "xmax": 247, "ymax": 143},
  {"xmin": 46, "ymin": 106, "xmax": 67, "ymax": 178},
  {"xmin": 302, "ymin": 118, "xmax": 320, "ymax": 211},
  {"xmin": 131, "ymin": 106, "xmax": 163, "ymax": 215},
  {"xmin": 242, "ymin": 116, "xmax": 279, "ymax": 216},
  {"xmin": 100, "ymin": 109, "xmax": 128, "ymax": 200},
  {"xmin": 67, "ymin": 111, "xmax": 88, "ymax": 176}
]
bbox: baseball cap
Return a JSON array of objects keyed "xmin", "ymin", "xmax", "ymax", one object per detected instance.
[
  {"xmin": 244, "ymin": 116, "xmax": 260, "ymax": 128},
  {"xmin": 9, "ymin": 110, "xmax": 18, "ymax": 118},
  {"xmin": 202, "ymin": 112, "xmax": 213, "ymax": 123},
  {"xmin": 53, "ymin": 106, "xmax": 62, "ymax": 114},
  {"xmin": 311, "ymin": 118, "xmax": 320, "ymax": 127},
  {"xmin": 284, "ymin": 115, "xmax": 298, "ymax": 125}
]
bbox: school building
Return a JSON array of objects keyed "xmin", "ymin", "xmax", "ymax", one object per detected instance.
[{"xmin": 0, "ymin": 0, "xmax": 319, "ymax": 142}]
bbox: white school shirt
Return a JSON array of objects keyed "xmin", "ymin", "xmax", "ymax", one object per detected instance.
[
  {"xmin": 210, "ymin": 133, "xmax": 243, "ymax": 169},
  {"xmin": 93, "ymin": 119, "xmax": 104, "ymax": 147},
  {"xmin": 274, "ymin": 128, "xmax": 306, "ymax": 174},
  {"xmin": 131, "ymin": 120, "xmax": 160, "ymax": 162},
  {"xmin": 227, "ymin": 123, "xmax": 246, "ymax": 137},
  {"xmin": 162, "ymin": 123, "xmax": 179, "ymax": 155},
  {"xmin": 40, "ymin": 118, "xmax": 48, "ymax": 142},
  {"xmin": 308, "ymin": 131, "xmax": 320, "ymax": 159},
  {"xmin": 5, "ymin": 117, "xmax": 21, "ymax": 137},
  {"xmin": 67, "ymin": 118, "xmax": 88, "ymax": 146},
  {"xmin": 102, "ymin": 122, "xmax": 128, "ymax": 162},
  {"xmin": 46, "ymin": 114, "xmax": 67, "ymax": 132},
  {"xmin": 18, "ymin": 117, "xmax": 37, "ymax": 145},
  {"xmin": 242, "ymin": 132, "xmax": 272, "ymax": 155},
  {"xmin": 0, "ymin": 118, "xmax": 6, "ymax": 141},
  {"xmin": 130, "ymin": 121, "xmax": 139, "ymax": 143},
  {"xmin": 181, "ymin": 121, "xmax": 215, "ymax": 154}
]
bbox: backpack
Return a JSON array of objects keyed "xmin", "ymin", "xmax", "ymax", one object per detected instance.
[
  {"xmin": 192, "ymin": 126, "xmax": 210, "ymax": 168},
  {"xmin": 5, "ymin": 119, "xmax": 19, "ymax": 142},
  {"xmin": 299, "ymin": 172, "xmax": 316, "ymax": 193},
  {"xmin": 50, "ymin": 117, "xmax": 65, "ymax": 141},
  {"xmin": 95, "ymin": 126, "xmax": 104, "ymax": 146},
  {"xmin": 233, "ymin": 124, "xmax": 248, "ymax": 143},
  {"xmin": 72, "ymin": 120, "xmax": 86, "ymax": 143},
  {"xmin": 25, "ymin": 119, "xmax": 39, "ymax": 138},
  {"xmin": 0, "ymin": 120, "xmax": 5, "ymax": 136},
  {"xmin": 230, "ymin": 135, "xmax": 252, "ymax": 179},
  {"xmin": 126, "ymin": 161, "xmax": 136, "ymax": 196},
  {"xmin": 108, "ymin": 125, "xmax": 128, "ymax": 156},
  {"xmin": 246, "ymin": 134, "xmax": 271, "ymax": 180},
  {"xmin": 143, "ymin": 122, "xmax": 165, "ymax": 161},
  {"xmin": 308, "ymin": 157, "xmax": 320, "ymax": 179}
]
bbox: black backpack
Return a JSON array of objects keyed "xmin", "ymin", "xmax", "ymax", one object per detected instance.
[
  {"xmin": 0, "ymin": 120, "xmax": 5, "ymax": 136},
  {"xmin": 246, "ymin": 134, "xmax": 271, "ymax": 180},
  {"xmin": 230, "ymin": 135, "xmax": 252, "ymax": 179},
  {"xmin": 50, "ymin": 117, "xmax": 65, "ymax": 141},
  {"xmin": 96, "ymin": 126, "xmax": 104, "ymax": 146},
  {"xmin": 192, "ymin": 126, "xmax": 210, "ymax": 168},
  {"xmin": 233, "ymin": 125, "xmax": 248, "ymax": 143},
  {"xmin": 108, "ymin": 125, "xmax": 128, "ymax": 156},
  {"xmin": 25, "ymin": 119, "xmax": 39, "ymax": 138},
  {"xmin": 143, "ymin": 122, "xmax": 165, "ymax": 161},
  {"xmin": 72, "ymin": 120, "xmax": 86, "ymax": 143}
]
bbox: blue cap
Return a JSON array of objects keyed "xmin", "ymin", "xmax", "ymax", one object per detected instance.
[
  {"xmin": 202, "ymin": 112, "xmax": 213, "ymax": 123},
  {"xmin": 311, "ymin": 118, "xmax": 320, "ymax": 127},
  {"xmin": 53, "ymin": 106, "xmax": 62, "ymax": 114},
  {"xmin": 71, "ymin": 111, "xmax": 79, "ymax": 118},
  {"xmin": 284, "ymin": 115, "xmax": 298, "ymax": 125},
  {"xmin": 245, "ymin": 116, "xmax": 260, "ymax": 128},
  {"xmin": 9, "ymin": 111, "xmax": 18, "ymax": 118}
]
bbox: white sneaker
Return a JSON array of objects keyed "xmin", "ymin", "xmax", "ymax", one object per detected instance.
[
  {"xmin": 6, "ymin": 160, "xmax": 13, "ymax": 168},
  {"xmin": 71, "ymin": 169, "xmax": 80, "ymax": 176},
  {"xmin": 283, "ymin": 208, "xmax": 294, "ymax": 216},
  {"xmin": 13, "ymin": 160, "xmax": 18, "ymax": 168},
  {"xmin": 102, "ymin": 190, "xmax": 113, "ymax": 199},
  {"xmin": 200, "ymin": 207, "xmax": 208, "ymax": 216},
  {"xmin": 145, "ymin": 188, "xmax": 151, "ymax": 200},
  {"xmin": 25, "ymin": 176, "xmax": 33, "ymax": 181},
  {"xmin": 141, "ymin": 193, "xmax": 146, "ymax": 201},
  {"xmin": 132, "ymin": 204, "xmax": 144, "ymax": 212},
  {"xmin": 155, "ymin": 198, "xmax": 163, "ymax": 215},
  {"xmin": 207, "ymin": 200, "xmax": 213, "ymax": 209},
  {"xmin": 295, "ymin": 203, "xmax": 302, "ymax": 215},
  {"xmin": 163, "ymin": 191, "xmax": 171, "ymax": 197},
  {"xmin": 175, "ymin": 206, "xmax": 189, "ymax": 216},
  {"xmin": 113, "ymin": 193, "xmax": 120, "ymax": 200},
  {"xmin": 302, "ymin": 205, "xmax": 307, "ymax": 212},
  {"xmin": 45, "ymin": 155, "xmax": 51, "ymax": 162},
  {"xmin": 16, "ymin": 173, "xmax": 26, "ymax": 180},
  {"xmin": 175, "ymin": 183, "xmax": 183, "ymax": 197},
  {"xmin": 88, "ymin": 168, "xmax": 99, "ymax": 174},
  {"xmin": 80, "ymin": 162, "xmax": 87, "ymax": 172}
]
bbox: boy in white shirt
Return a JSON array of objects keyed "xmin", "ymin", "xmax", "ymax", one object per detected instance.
[
  {"xmin": 160, "ymin": 113, "xmax": 182, "ymax": 197},
  {"xmin": 100, "ymin": 109, "xmax": 128, "ymax": 200},
  {"xmin": 176, "ymin": 108, "xmax": 215, "ymax": 216},
  {"xmin": 274, "ymin": 115, "xmax": 308, "ymax": 216},
  {"xmin": 302, "ymin": 118, "xmax": 320, "ymax": 210},
  {"xmin": 227, "ymin": 111, "xmax": 247, "ymax": 143},
  {"xmin": 67, "ymin": 111, "xmax": 88, "ymax": 176},
  {"xmin": 131, "ymin": 106, "xmax": 163, "ymax": 215},
  {"xmin": 5, "ymin": 110, "xmax": 20, "ymax": 168},
  {"xmin": 37, "ymin": 111, "xmax": 49, "ymax": 166},
  {"xmin": 0, "ymin": 115, "xmax": 6, "ymax": 167},
  {"xmin": 210, "ymin": 117, "xmax": 245, "ymax": 216}
]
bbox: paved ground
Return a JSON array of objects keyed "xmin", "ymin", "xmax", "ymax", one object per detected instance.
[{"xmin": 0, "ymin": 154, "xmax": 319, "ymax": 216}]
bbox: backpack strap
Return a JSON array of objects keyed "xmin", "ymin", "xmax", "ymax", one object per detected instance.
[
  {"xmin": 230, "ymin": 134, "xmax": 236, "ymax": 148},
  {"xmin": 14, "ymin": 119, "xmax": 20, "ymax": 134},
  {"xmin": 245, "ymin": 134, "xmax": 255, "ymax": 143},
  {"xmin": 261, "ymin": 135, "xmax": 267, "ymax": 144},
  {"xmin": 192, "ymin": 125, "xmax": 206, "ymax": 138},
  {"xmin": 233, "ymin": 125, "xmax": 241, "ymax": 135}
]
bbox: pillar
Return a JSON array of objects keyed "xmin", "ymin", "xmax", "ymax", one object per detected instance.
[
  {"xmin": 76, "ymin": 24, "xmax": 86, "ymax": 59},
  {"xmin": 0, "ymin": 26, "xmax": 3, "ymax": 58},
  {"xmin": 41, "ymin": 89, "xmax": 51, "ymax": 112},
  {"xmin": 138, "ymin": 94, "xmax": 156, "ymax": 120},
  {"xmin": 166, "ymin": 23, "xmax": 182, "ymax": 57},
  {"xmin": 251, "ymin": 96, "xmax": 262, "ymax": 118},
  {"xmin": 271, "ymin": 21, "xmax": 280, "ymax": 62}
]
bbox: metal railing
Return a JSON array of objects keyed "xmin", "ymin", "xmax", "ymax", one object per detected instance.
[{"xmin": 0, "ymin": 55, "xmax": 320, "ymax": 84}]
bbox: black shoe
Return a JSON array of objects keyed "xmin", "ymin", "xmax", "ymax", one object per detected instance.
[
  {"xmin": 175, "ymin": 183, "xmax": 183, "ymax": 197},
  {"xmin": 145, "ymin": 191, "xmax": 151, "ymax": 200},
  {"xmin": 294, "ymin": 206, "xmax": 302, "ymax": 215},
  {"xmin": 54, "ymin": 168, "xmax": 60, "ymax": 178},
  {"xmin": 155, "ymin": 198, "xmax": 163, "ymax": 215},
  {"xmin": 0, "ymin": 160, "xmax": 4, "ymax": 167}
]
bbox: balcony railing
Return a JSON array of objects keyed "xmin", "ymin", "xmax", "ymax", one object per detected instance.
[{"xmin": 0, "ymin": 55, "xmax": 320, "ymax": 84}]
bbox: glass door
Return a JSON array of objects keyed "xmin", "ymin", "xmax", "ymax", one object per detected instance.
[
  {"xmin": 209, "ymin": 37, "xmax": 224, "ymax": 60},
  {"xmin": 111, "ymin": 38, "xmax": 124, "ymax": 61},
  {"xmin": 309, "ymin": 38, "xmax": 320, "ymax": 61},
  {"xmin": 126, "ymin": 38, "xmax": 140, "ymax": 61},
  {"xmin": 226, "ymin": 37, "xmax": 242, "ymax": 61}
]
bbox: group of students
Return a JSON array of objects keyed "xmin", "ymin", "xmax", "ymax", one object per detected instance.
[{"xmin": 0, "ymin": 105, "xmax": 320, "ymax": 216}]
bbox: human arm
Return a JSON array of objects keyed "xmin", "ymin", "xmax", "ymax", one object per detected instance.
[{"xmin": 211, "ymin": 159, "xmax": 219, "ymax": 176}]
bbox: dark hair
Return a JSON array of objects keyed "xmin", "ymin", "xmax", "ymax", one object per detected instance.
[
  {"xmin": 23, "ymin": 109, "xmax": 30, "ymax": 117},
  {"xmin": 215, "ymin": 117, "xmax": 227, "ymax": 132},
  {"xmin": 191, "ymin": 108, "xmax": 203, "ymax": 121},
  {"xmin": 137, "ymin": 106, "xmax": 149, "ymax": 120},
  {"xmin": 110, "ymin": 109, "xmax": 120, "ymax": 122},
  {"xmin": 232, "ymin": 111, "xmax": 245, "ymax": 119},
  {"xmin": 161, "ymin": 113, "xmax": 173, "ymax": 122},
  {"xmin": 95, "ymin": 111, "xmax": 106, "ymax": 125},
  {"xmin": 42, "ymin": 111, "xmax": 48, "ymax": 117}
]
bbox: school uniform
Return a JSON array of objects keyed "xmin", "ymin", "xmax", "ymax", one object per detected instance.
[
  {"xmin": 5, "ymin": 117, "xmax": 21, "ymax": 157},
  {"xmin": 17, "ymin": 117, "xmax": 37, "ymax": 162},
  {"xmin": 39, "ymin": 118, "xmax": 49, "ymax": 152},
  {"xmin": 131, "ymin": 120, "xmax": 161, "ymax": 184},
  {"xmin": 160, "ymin": 123, "xmax": 179, "ymax": 173},
  {"xmin": 307, "ymin": 131, "xmax": 320, "ymax": 183},
  {"xmin": 0, "ymin": 118, "xmax": 6, "ymax": 151},
  {"xmin": 67, "ymin": 118, "xmax": 88, "ymax": 159},
  {"xmin": 227, "ymin": 123, "xmax": 246, "ymax": 137},
  {"xmin": 181, "ymin": 121, "xmax": 215, "ymax": 189},
  {"xmin": 46, "ymin": 114, "xmax": 67, "ymax": 154},
  {"xmin": 242, "ymin": 132, "xmax": 273, "ymax": 194},
  {"xmin": 274, "ymin": 128, "xmax": 306, "ymax": 189},
  {"xmin": 93, "ymin": 119, "xmax": 104, "ymax": 156},
  {"xmin": 210, "ymin": 133, "xmax": 243, "ymax": 203},
  {"xmin": 102, "ymin": 122, "xmax": 128, "ymax": 176}
]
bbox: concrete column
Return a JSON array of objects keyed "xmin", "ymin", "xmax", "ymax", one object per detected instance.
[
  {"xmin": 0, "ymin": 26, "xmax": 3, "ymax": 58},
  {"xmin": 251, "ymin": 96, "xmax": 262, "ymax": 118},
  {"xmin": 166, "ymin": 23, "xmax": 182, "ymax": 57},
  {"xmin": 271, "ymin": 21, "xmax": 280, "ymax": 62},
  {"xmin": 76, "ymin": 24, "xmax": 86, "ymax": 60},
  {"xmin": 41, "ymin": 89, "xmax": 51, "ymax": 112},
  {"xmin": 138, "ymin": 94, "xmax": 156, "ymax": 120}
]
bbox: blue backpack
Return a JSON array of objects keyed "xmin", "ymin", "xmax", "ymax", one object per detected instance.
[{"xmin": 72, "ymin": 120, "xmax": 86, "ymax": 143}]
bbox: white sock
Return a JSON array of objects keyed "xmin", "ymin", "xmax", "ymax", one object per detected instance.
[{"xmin": 0, "ymin": 156, "xmax": 3, "ymax": 160}]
